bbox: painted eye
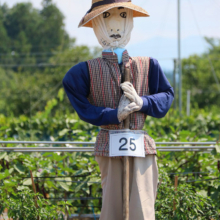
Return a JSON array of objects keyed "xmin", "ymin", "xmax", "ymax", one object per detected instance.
[
  {"xmin": 120, "ymin": 12, "xmax": 127, "ymax": 18},
  {"xmin": 103, "ymin": 12, "xmax": 110, "ymax": 18}
]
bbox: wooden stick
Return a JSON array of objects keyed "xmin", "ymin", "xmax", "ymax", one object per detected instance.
[
  {"xmin": 123, "ymin": 157, "xmax": 129, "ymax": 220},
  {"xmin": 124, "ymin": 67, "xmax": 130, "ymax": 130},
  {"xmin": 123, "ymin": 66, "xmax": 130, "ymax": 220},
  {"xmin": 30, "ymin": 170, "xmax": 37, "ymax": 194},
  {"xmin": 173, "ymin": 176, "xmax": 178, "ymax": 211},
  {"xmin": 30, "ymin": 170, "xmax": 39, "ymax": 220}
]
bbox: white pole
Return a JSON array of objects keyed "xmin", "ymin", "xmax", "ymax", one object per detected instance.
[
  {"xmin": 178, "ymin": 0, "xmax": 182, "ymax": 114},
  {"xmin": 187, "ymin": 90, "xmax": 191, "ymax": 116}
]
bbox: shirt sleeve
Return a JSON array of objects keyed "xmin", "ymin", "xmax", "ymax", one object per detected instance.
[
  {"xmin": 62, "ymin": 62, "xmax": 120, "ymax": 126},
  {"xmin": 139, "ymin": 58, "xmax": 174, "ymax": 118}
]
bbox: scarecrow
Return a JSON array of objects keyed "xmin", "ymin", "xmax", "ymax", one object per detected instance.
[{"xmin": 63, "ymin": 0, "xmax": 174, "ymax": 219}]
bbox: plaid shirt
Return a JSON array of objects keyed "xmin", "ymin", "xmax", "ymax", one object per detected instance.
[{"xmin": 87, "ymin": 50, "xmax": 156, "ymax": 157}]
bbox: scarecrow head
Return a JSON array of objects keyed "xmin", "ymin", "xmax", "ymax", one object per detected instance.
[{"xmin": 79, "ymin": 0, "xmax": 149, "ymax": 50}]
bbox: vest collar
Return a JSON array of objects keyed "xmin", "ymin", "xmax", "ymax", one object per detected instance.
[{"xmin": 102, "ymin": 50, "xmax": 130, "ymax": 64}]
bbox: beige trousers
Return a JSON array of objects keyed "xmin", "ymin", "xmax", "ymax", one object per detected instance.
[{"xmin": 95, "ymin": 155, "xmax": 158, "ymax": 220}]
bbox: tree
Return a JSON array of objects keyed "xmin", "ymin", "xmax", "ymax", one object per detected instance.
[
  {"xmin": 0, "ymin": 6, "xmax": 10, "ymax": 55},
  {"xmin": 0, "ymin": 0, "xmax": 70, "ymax": 69},
  {"xmin": 182, "ymin": 38, "xmax": 220, "ymax": 108},
  {"xmin": 0, "ymin": 0, "xmax": 101, "ymax": 116},
  {"xmin": 38, "ymin": 0, "xmax": 70, "ymax": 52},
  {"xmin": 0, "ymin": 45, "xmax": 101, "ymax": 116}
]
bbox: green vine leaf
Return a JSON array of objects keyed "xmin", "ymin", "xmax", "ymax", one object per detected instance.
[
  {"xmin": 0, "ymin": 152, "xmax": 7, "ymax": 160},
  {"xmin": 23, "ymin": 178, "xmax": 32, "ymax": 185},
  {"xmin": 14, "ymin": 162, "xmax": 25, "ymax": 174},
  {"xmin": 58, "ymin": 182, "xmax": 70, "ymax": 191},
  {"xmin": 215, "ymin": 143, "xmax": 220, "ymax": 153}
]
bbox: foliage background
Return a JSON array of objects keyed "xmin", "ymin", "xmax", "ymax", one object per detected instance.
[
  {"xmin": 0, "ymin": 0, "xmax": 220, "ymax": 218},
  {"xmin": 0, "ymin": 98, "xmax": 219, "ymax": 217}
]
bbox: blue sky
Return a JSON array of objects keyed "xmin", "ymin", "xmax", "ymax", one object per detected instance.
[{"xmin": 3, "ymin": 0, "xmax": 220, "ymax": 70}]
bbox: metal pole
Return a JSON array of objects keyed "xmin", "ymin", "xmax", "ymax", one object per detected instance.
[
  {"xmin": 0, "ymin": 141, "xmax": 216, "ymax": 145},
  {"xmin": 173, "ymin": 59, "xmax": 177, "ymax": 109},
  {"xmin": 29, "ymin": 92, "xmax": 32, "ymax": 140},
  {"xmin": 0, "ymin": 146, "xmax": 215, "ymax": 152},
  {"xmin": 123, "ymin": 66, "xmax": 130, "ymax": 220},
  {"xmin": 178, "ymin": 0, "xmax": 182, "ymax": 114},
  {"xmin": 187, "ymin": 90, "xmax": 191, "ymax": 116}
]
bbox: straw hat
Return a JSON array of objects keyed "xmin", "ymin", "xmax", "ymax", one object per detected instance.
[{"xmin": 78, "ymin": 0, "xmax": 150, "ymax": 28}]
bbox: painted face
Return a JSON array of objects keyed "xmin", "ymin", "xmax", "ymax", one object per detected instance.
[{"xmin": 103, "ymin": 7, "xmax": 127, "ymax": 41}]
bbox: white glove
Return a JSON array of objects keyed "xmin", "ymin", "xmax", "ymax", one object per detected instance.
[
  {"xmin": 117, "ymin": 95, "xmax": 141, "ymax": 122},
  {"xmin": 120, "ymin": 82, "xmax": 143, "ymax": 111}
]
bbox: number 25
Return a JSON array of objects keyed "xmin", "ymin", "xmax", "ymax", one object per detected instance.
[{"xmin": 119, "ymin": 138, "xmax": 136, "ymax": 151}]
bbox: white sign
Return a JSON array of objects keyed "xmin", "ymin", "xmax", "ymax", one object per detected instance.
[{"xmin": 109, "ymin": 130, "xmax": 145, "ymax": 157}]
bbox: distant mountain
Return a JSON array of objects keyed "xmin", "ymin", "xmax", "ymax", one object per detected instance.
[{"xmin": 127, "ymin": 35, "xmax": 209, "ymax": 71}]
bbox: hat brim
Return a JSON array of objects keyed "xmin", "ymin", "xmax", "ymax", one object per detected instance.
[{"xmin": 78, "ymin": 2, "xmax": 150, "ymax": 28}]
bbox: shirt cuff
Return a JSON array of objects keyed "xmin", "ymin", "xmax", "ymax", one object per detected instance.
[
  {"xmin": 107, "ymin": 108, "xmax": 120, "ymax": 124},
  {"xmin": 139, "ymin": 97, "xmax": 149, "ymax": 113}
]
